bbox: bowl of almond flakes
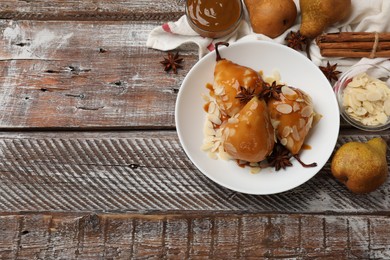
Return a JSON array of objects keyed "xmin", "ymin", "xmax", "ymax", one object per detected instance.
[{"xmin": 334, "ymin": 63, "xmax": 390, "ymax": 131}]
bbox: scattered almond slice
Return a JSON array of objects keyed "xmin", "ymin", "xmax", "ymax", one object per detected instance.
[{"xmin": 276, "ymin": 104, "xmax": 293, "ymax": 114}]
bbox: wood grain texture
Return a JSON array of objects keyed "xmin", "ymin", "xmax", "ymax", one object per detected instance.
[
  {"xmin": 0, "ymin": 19, "xmax": 198, "ymax": 129},
  {"xmin": 2, "ymin": 0, "xmax": 389, "ymax": 258},
  {"xmin": 0, "ymin": 130, "xmax": 389, "ymax": 213},
  {"xmin": 0, "ymin": 20, "xmax": 353, "ymax": 130},
  {"xmin": 0, "ymin": 0, "xmax": 185, "ymax": 21},
  {"xmin": 1, "ymin": 212, "xmax": 390, "ymax": 259}
]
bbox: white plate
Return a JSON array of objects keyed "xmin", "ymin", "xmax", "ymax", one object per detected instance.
[{"xmin": 175, "ymin": 41, "xmax": 340, "ymax": 195}]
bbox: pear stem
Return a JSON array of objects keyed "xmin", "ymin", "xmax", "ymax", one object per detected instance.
[{"xmin": 215, "ymin": 42, "xmax": 229, "ymax": 61}]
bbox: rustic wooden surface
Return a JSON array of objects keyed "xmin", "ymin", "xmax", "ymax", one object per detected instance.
[{"xmin": 1, "ymin": 1, "xmax": 390, "ymax": 259}]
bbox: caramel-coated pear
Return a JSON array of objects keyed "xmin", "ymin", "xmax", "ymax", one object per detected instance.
[
  {"xmin": 331, "ymin": 138, "xmax": 388, "ymax": 194},
  {"xmin": 222, "ymin": 96, "xmax": 275, "ymax": 162},
  {"xmin": 299, "ymin": 0, "xmax": 351, "ymax": 39},
  {"xmin": 267, "ymin": 86, "xmax": 316, "ymax": 155},
  {"xmin": 213, "ymin": 59, "xmax": 264, "ymax": 117}
]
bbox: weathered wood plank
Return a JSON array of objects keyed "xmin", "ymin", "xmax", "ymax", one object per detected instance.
[
  {"xmin": 0, "ymin": 130, "xmax": 388, "ymax": 213},
  {"xmin": 0, "ymin": 19, "xmax": 198, "ymax": 129},
  {"xmin": 1, "ymin": 213, "xmax": 389, "ymax": 259},
  {"xmin": 0, "ymin": 0, "xmax": 185, "ymax": 21},
  {"xmin": 0, "ymin": 215, "xmax": 19, "ymax": 259},
  {"xmin": 0, "ymin": 20, "xmax": 353, "ymax": 130}
]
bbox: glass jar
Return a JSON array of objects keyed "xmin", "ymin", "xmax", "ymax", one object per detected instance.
[
  {"xmin": 334, "ymin": 64, "xmax": 390, "ymax": 131},
  {"xmin": 185, "ymin": 0, "xmax": 243, "ymax": 38}
]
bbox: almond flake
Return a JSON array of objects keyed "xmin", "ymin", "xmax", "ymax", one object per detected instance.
[
  {"xmin": 384, "ymin": 99, "xmax": 390, "ymax": 116},
  {"xmin": 224, "ymin": 142, "xmax": 237, "ymax": 154},
  {"xmin": 201, "ymin": 142, "xmax": 214, "ymax": 151},
  {"xmin": 292, "ymin": 125, "xmax": 300, "ymax": 141},
  {"xmin": 376, "ymin": 112, "xmax": 388, "ymax": 124},
  {"xmin": 250, "ymin": 167, "xmax": 261, "ymax": 174},
  {"xmin": 208, "ymin": 114, "xmax": 221, "ymax": 125},
  {"xmin": 211, "ymin": 141, "xmax": 221, "ymax": 152},
  {"xmin": 287, "ymin": 137, "xmax": 294, "ymax": 149},
  {"xmin": 299, "ymin": 118, "xmax": 306, "ymax": 128},
  {"xmin": 281, "ymin": 86, "xmax": 298, "ymax": 100},
  {"xmin": 282, "ymin": 126, "xmax": 291, "ymax": 137},
  {"xmin": 366, "ymin": 90, "xmax": 382, "ymax": 101},
  {"xmin": 293, "ymin": 102, "xmax": 300, "ymax": 112},
  {"xmin": 204, "ymin": 126, "xmax": 215, "ymax": 136},
  {"xmin": 218, "ymin": 146, "xmax": 232, "ymax": 160},
  {"xmin": 207, "ymin": 151, "xmax": 218, "ymax": 160},
  {"xmin": 271, "ymin": 119, "xmax": 280, "ymax": 129},
  {"xmin": 276, "ymin": 104, "xmax": 292, "ymax": 114},
  {"xmin": 228, "ymin": 117, "xmax": 239, "ymax": 124},
  {"xmin": 300, "ymin": 105, "xmax": 313, "ymax": 117},
  {"xmin": 214, "ymin": 86, "xmax": 225, "ymax": 95},
  {"xmin": 362, "ymin": 101, "xmax": 374, "ymax": 114},
  {"xmin": 208, "ymin": 102, "xmax": 216, "ymax": 114}
]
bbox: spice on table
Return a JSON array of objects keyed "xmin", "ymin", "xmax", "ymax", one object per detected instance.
[
  {"xmin": 319, "ymin": 61, "xmax": 341, "ymax": 83},
  {"xmin": 160, "ymin": 52, "xmax": 183, "ymax": 74},
  {"xmin": 285, "ymin": 30, "xmax": 307, "ymax": 51},
  {"xmin": 316, "ymin": 32, "xmax": 390, "ymax": 58}
]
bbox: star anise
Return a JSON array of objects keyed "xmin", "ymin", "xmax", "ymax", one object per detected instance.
[
  {"xmin": 319, "ymin": 61, "xmax": 341, "ymax": 83},
  {"xmin": 267, "ymin": 143, "xmax": 293, "ymax": 171},
  {"xmin": 285, "ymin": 30, "xmax": 307, "ymax": 51},
  {"xmin": 160, "ymin": 52, "xmax": 183, "ymax": 74},
  {"xmin": 261, "ymin": 81, "xmax": 284, "ymax": 101},
  {"xmin": 235, "ymin": 86, "xmax": 255, "ymax": 104}
]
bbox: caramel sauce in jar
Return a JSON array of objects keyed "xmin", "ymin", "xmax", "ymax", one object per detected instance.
[{"xmin": 186, "ymin": 0, "xmax": 242, "ymax": 38}]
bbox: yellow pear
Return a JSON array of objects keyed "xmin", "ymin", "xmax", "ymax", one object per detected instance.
[
  {"xmin": 299, "ymin": 0, "xmax": 352, "ymax": 39},
  {"xmin": 331, "ymin": 137, "xmax": 388, "ymax": 194}
]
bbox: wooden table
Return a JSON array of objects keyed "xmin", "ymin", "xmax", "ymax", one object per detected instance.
[{"xmin": 0, "ymin": 1, "xmax": 389, "ymax": 259}]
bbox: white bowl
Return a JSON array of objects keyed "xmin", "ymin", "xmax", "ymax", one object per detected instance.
[{"xmin": 175, "ymin": 41, "xmax": 340, "ymax": 195}]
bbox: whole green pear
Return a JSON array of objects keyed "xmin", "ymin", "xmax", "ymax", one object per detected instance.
[
  {"xmin": 299, "ymin": 0, "xmax": 352, "ymax": 39},
  {"xmin": 331, "ymin": 137, "xmax": 388, "ymax": 194}
]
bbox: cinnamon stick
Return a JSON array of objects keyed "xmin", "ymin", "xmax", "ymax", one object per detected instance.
[
  {"xmin": 320, "ymin": 49, "xmax": 390, "ymax": 58},
  {"xmin": 317, "ymin": 32, "xmax": 390, "ymax": 43},
  {"xmin": 316, "ymin": 32, "xmax": 390, "ymax": 58},
  {"xmin": 318, "ymin": 41, "xmax": 390, "ymax": 51}
]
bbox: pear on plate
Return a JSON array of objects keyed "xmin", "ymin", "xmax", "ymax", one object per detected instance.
[
  {"xmin": 267, "ymin": 85, "xmax": 317, "ymax": 155},
  {"xmin": 331, "ymin": 137, "xmax": 388, "ymax": 194},
  {"xmin": 299, "ymin": 0, "xmax": 352, "ymax": 39},
  {"xmin": 221, "ymin": 96, "xmax": 275, "ymax": 163},
  {"xmin": 212, "ymin": 43, "xmax": 264, "ymax": 118},
  {"xmin": 213, "ymin": 58, "xmax": 264, "ymax": 117}
]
